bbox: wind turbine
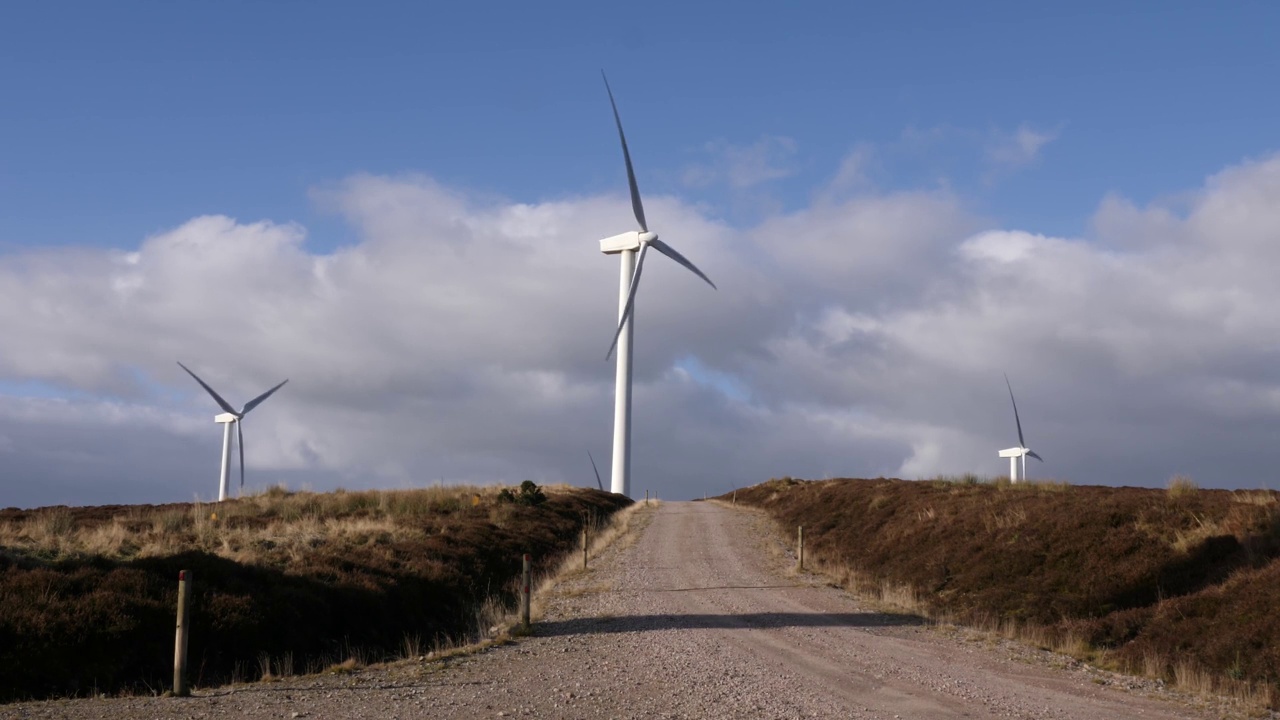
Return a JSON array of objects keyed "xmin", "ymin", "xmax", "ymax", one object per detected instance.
[
  {"xmin": 998, "ymin": 373, "xmax": 1043, "ymax": 482},
  {"xmin": 597, "ymin": 72, "xmax": 717, "ymax": 498},
  {"xmin": 588, "ymin": 451, "xmax": 604, "ymax": 492},
  {"xmin": 178, "ymin": 362, "xmax": 288, "ymax": 501}
]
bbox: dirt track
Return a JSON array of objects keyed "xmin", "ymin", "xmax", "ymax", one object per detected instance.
[{"xmin": 2, "ymin": 501, "xmax": 1246, "ymax": 719}]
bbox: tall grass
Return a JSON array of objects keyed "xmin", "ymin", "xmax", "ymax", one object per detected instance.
[{"xmin": 1167, "ymin": 474, "xmax": 1199, "ymax": 499}]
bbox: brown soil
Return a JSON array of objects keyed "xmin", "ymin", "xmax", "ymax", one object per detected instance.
[
  {"xmin": 725, "ymin": 477, "xmax": 1280, "ymax": 705},
  {"xmin": 0, "ymin": 485, "xmax": 629, "ymax": 702}
]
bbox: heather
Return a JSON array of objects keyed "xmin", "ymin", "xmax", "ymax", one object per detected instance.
[
  {"xmin": 728, "ymin": 477, "xmax": 1280, "ymax": 706},
  {"xmin": 0, "ymin": 483, "xmax": 628, "ymax": 701}
]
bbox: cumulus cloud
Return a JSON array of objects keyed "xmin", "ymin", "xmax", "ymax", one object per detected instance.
[{"xmin": 5, "ymin": 152, "xmax": 1280, "ymax": 508}]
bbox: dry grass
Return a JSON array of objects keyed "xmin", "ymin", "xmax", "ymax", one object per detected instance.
[
  {"xmin": 1170, "ymin": 512, "xmax": 1224, "ymax": 553},
  {"xmin": 1231, "ymin": 489, "xmax": 1278, "ymax": 506},
  {"xmin": 982, "ymin": 503, "xmax": 1028, "ymax": 531},
  {"xmin": 0, "ymin": 484, "xmax": 518, "ymax": 566},
  {"xmin": 1167, "ymin": 473, "xmax": 1199, "ymax": 499}
]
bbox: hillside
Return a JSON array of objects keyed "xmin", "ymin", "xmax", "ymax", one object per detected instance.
[
  {"xmin": 0, "ymin": 483, "xmax": 629, "ymax": 702},
  {"xmin": 727, "ymin": 477, "xmax": 1280, "ymax": 706}
]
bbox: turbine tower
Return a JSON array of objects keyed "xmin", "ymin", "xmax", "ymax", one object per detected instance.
[
  {"xmin": 998, "ymin": 373, "xmax": 1043, "ymax": 482},
  {"xmin": 178, "ymin": 362, "xmax": 288, "ymax": 501},
  {"xmin": 597, "ymin": 72, "xmax": 717, "ymax": 497}
]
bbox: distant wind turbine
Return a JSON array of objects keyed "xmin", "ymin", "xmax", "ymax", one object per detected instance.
[
  {"xmin": 588, "ymin": 451, "xmax": 604, "ymax": 492},
  {"xmin": 997, "ymin": 373, "xmax": 1043, "ymax": 483},
  {"xmin": 597, "ymin": 71, "xmax": 717, "ymax": 498},
  {"xmin": 178, "ymin": 362, "xmax": 288, "ymax": 501}
]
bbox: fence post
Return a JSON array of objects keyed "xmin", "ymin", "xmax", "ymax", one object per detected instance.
[
  {"xmin": 582, "ymin": 525, "xmax": 589, "ymax": 570},
  {"xmin": 644, "ymin": 489, "xmax": 648, "ymax": 506},
  {"xmin": 173, "ymin": 569, "xmax": 192, "ymax": 697},
  {"xmin": 520, "ymin": 554, "xmax": 531, "ymax": 631},
  {"xmin": 797, "ymin": 526, "xmax": 804, "ymax": 571}
]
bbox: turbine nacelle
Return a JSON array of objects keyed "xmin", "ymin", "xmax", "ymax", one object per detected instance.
[
  {"xmin": 599, "ymin": 231, "xmax": 643, "ymax": 254},
  {"xmin": 214, "ymin": 412, "xmax": 239, "ymax": 424}
]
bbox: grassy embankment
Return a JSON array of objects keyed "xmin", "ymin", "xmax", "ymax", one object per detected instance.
[
  {"xmin": 0, "ymin": 482, "xmax": 629, "ymax": 702},
  {"xmin": 727, "ymin": 476, "xmax": 1280, "ymax": 708}
]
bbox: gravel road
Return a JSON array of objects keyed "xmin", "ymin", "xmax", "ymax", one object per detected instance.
[{"xmin": 2, "ymin": 501, "xmax": 1253, "ymax": 719}]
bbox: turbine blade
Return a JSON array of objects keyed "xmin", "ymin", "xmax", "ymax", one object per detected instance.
[
  {"xmin": 237, "ymin": 420, "xmax": 245, "ymax": 490},
  {"xmin": 1027, "ymin": 450, "xmax": 1044, "ymax": 463},
  {"xmin": 606, "ymin": 242, "xmax": 649, "ymax": 360},
  {"xmin": 588, "ymin": 451, "xmax": 604, "ymax": 491},
  {"xmin": 242, "ymin": 379, "xmax": 288, "ymax": 415},
  {"xmin": 601, "ymin": 71, "xmax": 648, "ymax": 233},
  {"xmin": 649, "ymin": 238, "xmax": 717, "ymax": 290},
  {"xmin": 177, "ymin": 361, "xmax": 238, "ymax": 416},
  {"xmin": 1004, "ymin": 372, "xmax": 1027, "ymax": 448}
]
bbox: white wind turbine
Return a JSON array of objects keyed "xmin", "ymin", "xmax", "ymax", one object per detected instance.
[
  {"xmin": 178, "ymin": 362, "xmax": 288, "ymax": 501},
  {"xmin": 597, "ymin": 72, "xmax": 717, "ymax": 498},
  {"xmin": 998, "ymin": 373, "xmax": 1043, "ymax": 483}
]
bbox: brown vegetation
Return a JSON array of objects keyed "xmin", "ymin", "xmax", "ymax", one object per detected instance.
[
  {"xmin": 0, "ymin": 483, "xmax": 630, "ymax": 702},
  {"xmin": 727, "ymin": 477, "xmax": 1280, "ymax": 707}
]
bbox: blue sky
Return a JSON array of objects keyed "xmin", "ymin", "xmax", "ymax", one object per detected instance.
[
  {"xmin": 5, "ymin": 2, "xmax": 1277, "ymax": 250},
  {"xmin": 4, "ymin": 2, "xmax": 1280, "ymax": 507}
]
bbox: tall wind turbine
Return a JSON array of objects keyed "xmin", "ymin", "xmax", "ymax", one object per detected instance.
[
  {"xmin": 597, "ymin": 72, "xmax": 717, "ymax": 498},
  {"xmin": 178, "ymin": 362, "xmax": 288, "ymax": 501},
  {"xmin": 998, "ymin": 373, "xmax": 1043, "ymax": 482}
]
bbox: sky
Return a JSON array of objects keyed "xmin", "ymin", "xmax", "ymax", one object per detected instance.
[{"xmin": 3, "ymin": 2, "xmax": 1280, "ymax": 508}]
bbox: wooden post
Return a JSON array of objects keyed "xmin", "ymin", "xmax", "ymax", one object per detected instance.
[
  {"xmin": 582, "ymin": 525, "xmax": 589, "ymax": 570},
  {"xmin": 520, "ymin": 554, "xmax": 531, "ymax": 631},
  {"xmin": 797, "ymin": 526, "xmax": 805, "ymax": 571},
  {"xmin": 644, "ymin": 489, "xmax": 648, "ymax": 506},
  {"xmin": 173, "ymin": 569, "xmax": 192, "ymax": 696}
]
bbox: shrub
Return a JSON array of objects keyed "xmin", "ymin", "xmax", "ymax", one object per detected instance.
[{"xmin": 498, "ymin": 481, "xmax": 547, "ymax": 507}]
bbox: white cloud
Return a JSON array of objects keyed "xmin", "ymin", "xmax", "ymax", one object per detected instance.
[
  {"xmin": 6, "ymin": 152, "xmax": 1280, "ymax": 507},
  {"xmin": 985, "ymin": 124, "xmax": 1060, "ymax": 172},
  {"xmin": 682, "ymin": 135, "xmax": 798, "ymax": 190}
]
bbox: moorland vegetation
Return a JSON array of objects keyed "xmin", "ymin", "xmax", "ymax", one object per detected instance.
[
  {"xmin": 728, "ymin": 476, "xmax": 1280, "ymax": 708},
  {"xmin": 0, "ymin": 483, "xmax": 628, "ymax": 702}
]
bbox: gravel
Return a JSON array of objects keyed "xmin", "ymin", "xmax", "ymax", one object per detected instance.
[{"xmin": 1, "ymin": 500, "xmax": 1262, "ymax": 719}]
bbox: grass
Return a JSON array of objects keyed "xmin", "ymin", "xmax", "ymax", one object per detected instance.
[
  {"xmin": 0, "ymin": 483, "xmax": 630, "ymax": 702},
  {"xmin": 1168, "ymin": 474, "xmax": 1200, "ymax": 499},
  {"xmin": 725, "ymin": 476, "xmax": 1280, "ymax": 710}
]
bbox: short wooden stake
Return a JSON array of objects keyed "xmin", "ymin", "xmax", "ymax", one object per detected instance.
[
  {"xmin": 644, "ymin": 489, "xmax": 648, "ymax": 506},
  {"xmin": 582, "ymin": 525, "xmax": 589, "ymax": 570},
  {"xmin": 173, "ymin": 569, "xmax": 192, "ymax": 696},
  {"xmin": 520, "ymin": 554, "xmax": 531, "ymax": 631},
  {"xmin": 797, "ymin": 526, "xmax": 805, "ymax": 571}
]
